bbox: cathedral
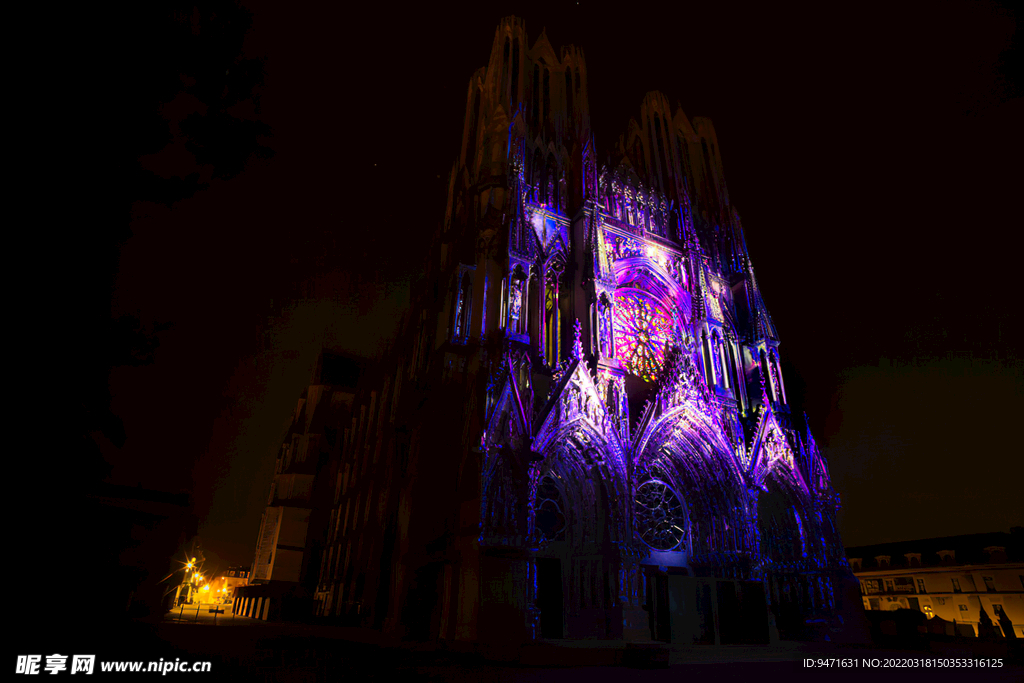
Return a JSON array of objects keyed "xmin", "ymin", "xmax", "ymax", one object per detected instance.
[{"xmin": 248, "ymin": 17, "xmax": 863, "ymax": 646}]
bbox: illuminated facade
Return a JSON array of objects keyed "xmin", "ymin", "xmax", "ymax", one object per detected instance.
[
  {"xmin": 312, "ymin": 17, "xmax": 861, "ymax": 644},
  {"xmin": 212, "ymin": 566, "xmax": 249, "ymax": 604},
  {"xmin": 848, "ymin": 531, "xmax": 1024, "ymax": 639}
]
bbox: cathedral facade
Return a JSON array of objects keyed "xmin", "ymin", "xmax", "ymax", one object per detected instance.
[{"xmin": 309, "ymin": 17, "xmax": 860, "ymax": 645}]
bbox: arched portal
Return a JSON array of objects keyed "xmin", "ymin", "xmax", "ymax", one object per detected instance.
[
  {"xmin": 637, "ymin": 416, "xmax": 750, "ymax": 569},
  {"xmin": 757, "ymin": 466, "xmax": 818, "ymax": 638},
  {"xmin": 532, "ymin": 425, "xmax": 629, "ymax": 639},
  {"xmin": 633, "ymin": 403, "xmax": 769, "ymax": 644}
]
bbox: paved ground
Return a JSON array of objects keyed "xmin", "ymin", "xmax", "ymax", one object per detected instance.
[
  {"xmin": 165, "ymin": 601, "xmax": 256, "ymax": 625},
  {"xmin": 148, "ymin": 610, "xmax": 1023, "ymax": 682}
]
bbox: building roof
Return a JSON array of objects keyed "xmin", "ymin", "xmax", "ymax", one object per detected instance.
[{"xmin": 846, "ymin": 529, "xmax": 1023, "ymax": 569}]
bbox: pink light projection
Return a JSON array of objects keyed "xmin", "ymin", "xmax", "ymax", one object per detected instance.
[{"xmin": 613, "ymin": 290, "xmax": 674, "ymax": 382}]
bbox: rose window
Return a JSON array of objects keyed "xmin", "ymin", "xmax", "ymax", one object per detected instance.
[
  {"xmin": 635, "ymin": 479, "xmax": 687, "ymax": 551},
  {"xmin": 613, "ymin": 290, "xmax": 674, "ymax": 382}
]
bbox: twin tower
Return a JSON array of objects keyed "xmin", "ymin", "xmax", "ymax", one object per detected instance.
[{"xmin": 271, "ymin": 17, "xmax": 861, "ymax": 645}]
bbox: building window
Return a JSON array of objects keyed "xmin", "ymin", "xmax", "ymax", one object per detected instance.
[
  {"xmin": 923, "ymin": 605, "xmax": 934, "ymax": 618},
  {"xmin": 532, "ymin": 65, "xmax": 540, "ymax": 124},
  {"xmin": 951, "ymin": 578, "xmax": 962, "ymax": 593},
  {"xmin": 893, "ymin": 577, "xmax": 914, "ymax": 593},
  {"xmin": 542, "ymin": 68, "xmax": 550, "ymax": 128},
  {"xmin": 958, "ymin": 604, "xmax": 968, "ymax": 613},
  {"xmin": 993, "ymin": 604, "xmax": 1005, "ymax": 617},
  {"xmin": 510, "ymin": 40, "xmax": 519, "ymax": 106},
  {"xmin": 452, "ymin": 272, "xmax": 472, "ymax": 344},
  {"xmin": 868, "ymin": 598, "xmax": 880, "ymax": 611},
  {"xmin": 917, "ymin": 578, "xmax": 927, "ymax": 594},
  {"xmin": 984, "ymin": 546, "xmax": 1008, "ymax": 563},
  {"xmin": 545, "ymin": 279, "xmax": 558, "ymax": 365},
  {"xmin": 704, "ymin": 333, "xmax": 715, "ymax": 385},
  {"xmin": 759, "ymin": 349, "xmax": 773, "ymax": 401},
  {"xmin": 983, "ymin": 576, "xmax": 996, "ymax": 592},
  {"xmin": 565, "ymin": 71, "xmax": 574, "ymax": 121},
  {"xmin": 884, "ymin": 579, "xmax": 894, "ymax": 593}
]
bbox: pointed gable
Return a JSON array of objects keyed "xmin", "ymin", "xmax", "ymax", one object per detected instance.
[
  {"xmin": 748, "ymin": 400, "xmax": 804, "ymax": 490},
  {"xmin": 529, "ymin": 28, "xmax": 558, "ymax": 65},
  {"xmin": 483, "ymin": 354, "xmax": 532, "ymax": 452},
  {"xmin": 532, "ymin": 356, "xmax": 612, "ymax": 453}
]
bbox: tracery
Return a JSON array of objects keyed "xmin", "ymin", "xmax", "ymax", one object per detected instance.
[{"xmin": 612, "ymin": 290, "xmax": 674, "ymax": 382}]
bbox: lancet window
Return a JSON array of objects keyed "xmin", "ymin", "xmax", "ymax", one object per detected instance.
[
  {"xmin": 771, "ymin": 351, "xmax": 786, "ymax": 404},
  {"xmin": 536, "ymin": 149, "xmax": 544, "ymax": 202},
  {"xmin": 510, "ymin": 39, "xmax": 519, "ymax": 107},
  {"xmin": 532, "ymin": 65, "xmax": 540, "ymax": 125},
  {"xmin": 452, "ymin": 271, "xmax": 472, "ymax": 344},
  {"xmin": 702, "ymin": 330, "xmax": 714, "ymax": 386},
  {"xmin": 596, "ymin": 294, "xmax": 612, "ymax": 358},
  {"xmin": 717, "ymin": 333, "xmax": 730, "ymax": 389},
  {"xmin": 711, "ymin": 331, "xmax": 724, "ymax": 387},
  {"xmin": 466, "ymin": 90, "xmax": 480, "ymax": 171},
  {"xmin": 728, "ymin": 341, "xmax": 742, "ymax": 407},
  {"xmin": 760, "ymin": 349, "xmax": 776, "ymax": 402},
  {"xmin": 543, "ymin": 265, "xmax": 563, "ymax": 367},
  {"xmin": 542, "ymin": 68, "xmax": 550, "ymax": 124},
  {"xmin": 501, "ymin": 38, "xmax": 509, "ymax": 95},
  {"xmin": 545, "ymin": 156, "xmax": 557, "ymax": 210},
  {"xmin": 565, "ymin": 71, "xmax": 574, "ymax": 121}
]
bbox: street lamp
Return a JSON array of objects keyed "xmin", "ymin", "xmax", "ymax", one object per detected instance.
[{"xmin": 173, "ymin": 550, "xmax": 204, "ymax": 607}]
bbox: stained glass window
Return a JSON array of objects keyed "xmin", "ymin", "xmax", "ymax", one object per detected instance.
[{"xmin": 613, "ymin": 290, "xmax": 673, "ymax": 382}]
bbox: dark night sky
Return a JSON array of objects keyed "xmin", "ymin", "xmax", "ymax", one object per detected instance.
[{"xmin": 83, "ymin": 1, "xmax": 1023, "ymax": 573}]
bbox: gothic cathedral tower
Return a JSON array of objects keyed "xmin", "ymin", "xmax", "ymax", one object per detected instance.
[{"xmin": 315, "ymin": 17, "xmax": 861, "ymax": 646}]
